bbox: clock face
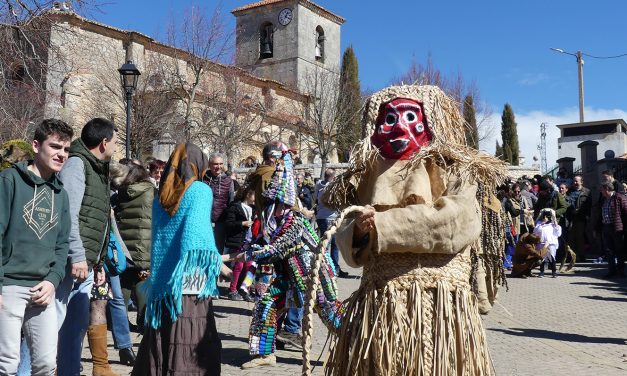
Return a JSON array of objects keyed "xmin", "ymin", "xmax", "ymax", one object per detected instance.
[{"xmin": 278, "ymin": 8, "xmax": 292, "ymax": 26}]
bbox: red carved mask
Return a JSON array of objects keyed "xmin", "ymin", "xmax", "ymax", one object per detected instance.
[{"xmin": 370, "ymin": 98, "xmax": 432, "ymax": 160}]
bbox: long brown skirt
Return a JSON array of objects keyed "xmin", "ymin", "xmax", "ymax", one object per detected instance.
[{"xmin": 131, "ymin": 296, "xmax": 221, "ymax": 376}]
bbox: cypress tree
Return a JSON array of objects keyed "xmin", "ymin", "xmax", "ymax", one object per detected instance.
[
  {"xmin": 495, "ymin": 140, "xmax": 503, "ymax": 159},
  {"xmin": 503, "ymin": 144, "xmax": 512, "ymax": 164},
  {"xmin": 463, "ymin": 95, "xmax": 479, "ymax": 149},
  {"xmin": 501, "ymin": 103, "xmax": 520, "ymax": 165},
  {"xmin": 337, "ymin": 46, "xmax": 362, "ymax": 162}
]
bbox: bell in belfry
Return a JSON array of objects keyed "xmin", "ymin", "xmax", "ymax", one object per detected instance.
[{"xmin": 261, "ymin": 42, "xmax": 272, "ymax": 58}]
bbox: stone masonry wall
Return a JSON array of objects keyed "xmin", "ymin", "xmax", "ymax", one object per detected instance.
[{"xmin": 42, "ymin": 12, "xmax": 314, "ymax": 162}]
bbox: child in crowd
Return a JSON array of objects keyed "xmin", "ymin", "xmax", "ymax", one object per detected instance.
[
  {"xmin": 533, "ymin": 208, "xmax": 562, "ymax": 278},
  {"xmin": 224, "ymin": 187, "xmax": 255, "ymax": 301}
]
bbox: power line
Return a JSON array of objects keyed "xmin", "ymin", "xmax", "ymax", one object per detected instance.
[{"xmin": 582, "ymin": 52, "xmax": 627, "ymax": 59}]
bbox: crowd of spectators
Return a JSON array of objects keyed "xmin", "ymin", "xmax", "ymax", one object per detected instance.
[
  {"xmin": 502, "ymin": 168, "xmax": 627, "ymax": 280},
  {"xmin": 0, "ymin": 117, "xmax": 351, "ymax": 375}
]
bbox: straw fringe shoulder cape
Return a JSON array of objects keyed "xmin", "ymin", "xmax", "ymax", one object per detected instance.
[{"xmin": 327, "ymin": 156, "xmax": 494, "ymax": 376}]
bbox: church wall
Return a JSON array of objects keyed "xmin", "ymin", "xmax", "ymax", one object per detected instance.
[
  {"xmin": 46, "ymin": 21, "xmax": 128, "ymax": 131},
  {"xmin": 38, "ymin": 10, "xmax": 322, "ymax": 163}
]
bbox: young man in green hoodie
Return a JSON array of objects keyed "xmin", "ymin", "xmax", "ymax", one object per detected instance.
[{"xmin": 0, "ymin": 119, "xmax": 73, "ymax": 375}]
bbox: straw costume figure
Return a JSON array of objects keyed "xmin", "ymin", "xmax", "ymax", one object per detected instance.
[
  {"xmin": 511, "ymin": 232, "xmax": 546, "ymax": 278},
  {"xmin": 316, "ymin": 85, "xmax": 507, "ymax": 376},
  {"xmin": 241, "ymin": 147, "xmax": 344, "ymax": 369}
]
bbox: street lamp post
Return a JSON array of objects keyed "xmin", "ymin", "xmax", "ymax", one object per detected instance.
[
  {"xmin": 118, "ymin": 60, "xmax": 141, "ymax": 159},
  {"xmin": 550, "ymin": 48, "xmax": 585, "ymax": 123}
]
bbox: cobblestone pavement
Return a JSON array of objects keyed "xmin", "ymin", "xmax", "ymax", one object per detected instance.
[{"xmin": 83, "ymin": 261, "xmax": 627, "ymax": 375}]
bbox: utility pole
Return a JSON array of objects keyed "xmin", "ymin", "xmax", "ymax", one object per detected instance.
[
  {"xmin": 550, "ymin": 48, "xmax": 585, "ymax": 123},
  {"xmin": 538, "ymin": 122, "xmax": 547, "ymax": 174},
  {"xmin": 576, "ymin": 51, "xmax": 584, "ymax": 123}
]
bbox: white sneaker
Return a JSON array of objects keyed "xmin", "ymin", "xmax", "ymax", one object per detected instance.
[{"xmin": 241, "ymin": 354, "xmax": 277, "ymax": 369}]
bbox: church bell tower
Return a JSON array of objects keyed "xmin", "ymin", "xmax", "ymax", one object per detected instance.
[{"xmin": 232, "ymin": 0, "xmax": 344, "ymax": 92}]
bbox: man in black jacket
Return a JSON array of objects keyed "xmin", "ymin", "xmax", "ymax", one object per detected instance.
[
  {"xmin": 566, "ymin": 175, "xmax": 591, "ymax": 260},
  {"xmin": 296, "ymin": 173, "xmax": 313, "ymax": 210}
]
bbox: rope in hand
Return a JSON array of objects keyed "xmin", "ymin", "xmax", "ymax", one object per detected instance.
[{"xmin": 301, "ymin": 205, "xmax": 366, "ymax": 376}]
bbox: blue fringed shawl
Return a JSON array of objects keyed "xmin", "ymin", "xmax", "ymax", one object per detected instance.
[{"xmin": 145, "ymin": 181, "xmax": 222, "ymax": 329}]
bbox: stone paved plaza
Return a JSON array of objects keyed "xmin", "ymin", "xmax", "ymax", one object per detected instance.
[{"xmin": 84, "ymin": 260, "xmax": 627, "ymax": 375}]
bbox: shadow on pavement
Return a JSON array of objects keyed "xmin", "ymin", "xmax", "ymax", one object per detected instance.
[
  {"xmin": 489, "ymin": 328, "xmax": 627, "ymax": 344},
  {"xmin": 219, "ymin": 332, "xmax": 249, "ymax": 344},
  {"xmin": 580, "ymin": 295, "xmax": 627, "ymax": 302},
  {"xmin": 213, "ymin": 304, "xmax": 253, "ymax": 317},
  {"xmin": 221, "ymin": 347, "xmax": 252, "ymax": 367},
  {"xmin": 570, "ymin": 281, "xmax": 617, "ymax": 286},
  {"xmin": 276, "ymin": 355, "xmax": 322, "ymax": 367},
  {"xmin": 220, "ymin": 347, "xmax": 322, "ymax": 369}
]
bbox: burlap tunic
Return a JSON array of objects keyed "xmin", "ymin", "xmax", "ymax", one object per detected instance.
[{"xmin": 327, "ymin": 156, "xmax": 493, "ymax": 376}]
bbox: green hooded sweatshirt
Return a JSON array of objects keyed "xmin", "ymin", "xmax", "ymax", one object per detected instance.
[{"xmin": 0, "ymin": 161, "xmax": 71, "ymax": 293}]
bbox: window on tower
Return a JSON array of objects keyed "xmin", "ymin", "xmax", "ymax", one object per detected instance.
[
  {"xmin": 260, "ymin": 22, "xmax": 274, "ymax": 59},
  {"xmin": 315, "ymin": 26, "xmax": 325, "ymax": 62}
]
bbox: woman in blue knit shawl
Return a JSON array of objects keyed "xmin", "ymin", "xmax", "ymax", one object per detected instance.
[{"xmin": 132, "ymin": 142, "xmax": 229, "ymax": 376}]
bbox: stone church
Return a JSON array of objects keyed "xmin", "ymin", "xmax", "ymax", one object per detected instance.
[{"xmin": 39, "ymin": 0, "xmax": 344, "ymax": 164}]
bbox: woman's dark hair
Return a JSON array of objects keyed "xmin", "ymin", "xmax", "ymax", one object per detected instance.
[
  {"xmin": 235, "ymin": 185, "xmax": 254, "ymax": 202},
  {"xmin": 540, "ymin": 209, "xmax": 552, "ymax": 222},
  {"xmin": 81, "ymin": 118, "xmax": 117, "ymax": 148},
  {"xmin": 508, "ymin": 183, "xmax": 521, "ymax": 198},
  {"xmin": 149, "ymin": 159, "xmax": 165, "ymax": 173},
  {"xmin": 123, "ymin": 163, "xmax": 150, "ymax": 186}
]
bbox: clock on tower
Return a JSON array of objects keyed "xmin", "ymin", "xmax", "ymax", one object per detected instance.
[{"xmin": 278, "ymin": 8, "xmax": 292, "ymax": 25}]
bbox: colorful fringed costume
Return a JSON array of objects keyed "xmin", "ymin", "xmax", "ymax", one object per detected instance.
[
  {"xmin": 320, "ymin": 85, "xmax": 507, "ymax": 376},
  {"xmin": 245, "ymin": 150, "xmax": 344, "ymax": 357}
]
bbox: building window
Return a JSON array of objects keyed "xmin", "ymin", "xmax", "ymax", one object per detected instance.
[
  {"xmin": 260, "ymin": 22, "xmax": 274, "ymax": 59},
  {"xmin": 315, "ymin": 26, "xmax": 325, "ymax": 62}
]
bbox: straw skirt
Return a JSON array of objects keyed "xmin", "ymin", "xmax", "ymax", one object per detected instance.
[{"xmin": 326, "ymin": 252, "xmax": 493, "ymax": 376}]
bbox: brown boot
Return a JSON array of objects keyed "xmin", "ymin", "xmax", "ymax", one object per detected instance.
[{"xmin": 87, "ymin": 324, "xmax": 120, "ymax": 376}]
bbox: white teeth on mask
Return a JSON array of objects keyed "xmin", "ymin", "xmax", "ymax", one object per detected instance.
[{"xmin": 415, "ymin": 123, "xmax": 424, "ymax": 133}]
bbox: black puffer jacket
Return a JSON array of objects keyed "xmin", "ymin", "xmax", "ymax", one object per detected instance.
[
  {"xmin": 224, "ymin": 201, "xmax": 253, "ymax": 250},
  {"xmin": 116, "ymin": 181, "xmax": 155, "ymax": 269}
]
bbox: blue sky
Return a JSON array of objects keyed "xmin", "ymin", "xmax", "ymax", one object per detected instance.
[{"xmin": 92, "ymin": 0, "xmax": 627, "ymax": 167}]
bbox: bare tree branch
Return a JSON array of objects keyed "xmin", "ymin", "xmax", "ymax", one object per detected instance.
[
  {"xmin": 158, "ymin": 4, "xmax": 233, "ymax": 141},
  {"xmin": 294, "ymin": 67, "xmax": 360, "ymax": 177},
  {"xmin": 391, "ymin": 54, "xmax": 495, "ymax": 145}
]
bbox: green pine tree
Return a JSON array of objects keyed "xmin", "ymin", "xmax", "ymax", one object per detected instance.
[
  {"xmin": 501, "ymin": 103, "xmax": 520, "ymax": 165},
  {"xmin": 337, "ymin": 46, "xmax": 362, "ymax": 162},
  {"xmin": 495, "ymin": 140, "xmax": 503, "ymax": 159},
  {"xmin": 503, "ymin": 144, "xmax": 512, "ymax": 164},
  {"xmin": 463, "ymin": 95, "xmax": 479, "ymax": 149}
]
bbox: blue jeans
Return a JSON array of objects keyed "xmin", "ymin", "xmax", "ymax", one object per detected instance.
[
  {"xmin": 278, "ymin": 307, "xmax": 303, "ymax": 334},
  {"xmin": 317, "ymin": 219, "xmax": 340, "ymax": 273},
  {"xmin": 107, "ymin": 275, "xmax": 132, "ymax": 349},
  {"xmin": 57, "ymin": 264, "xmax": 93, "ymax": 376},
  {"xmin": 17, "ymin": 263, "xmax": 93, "ymax": 376}
]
